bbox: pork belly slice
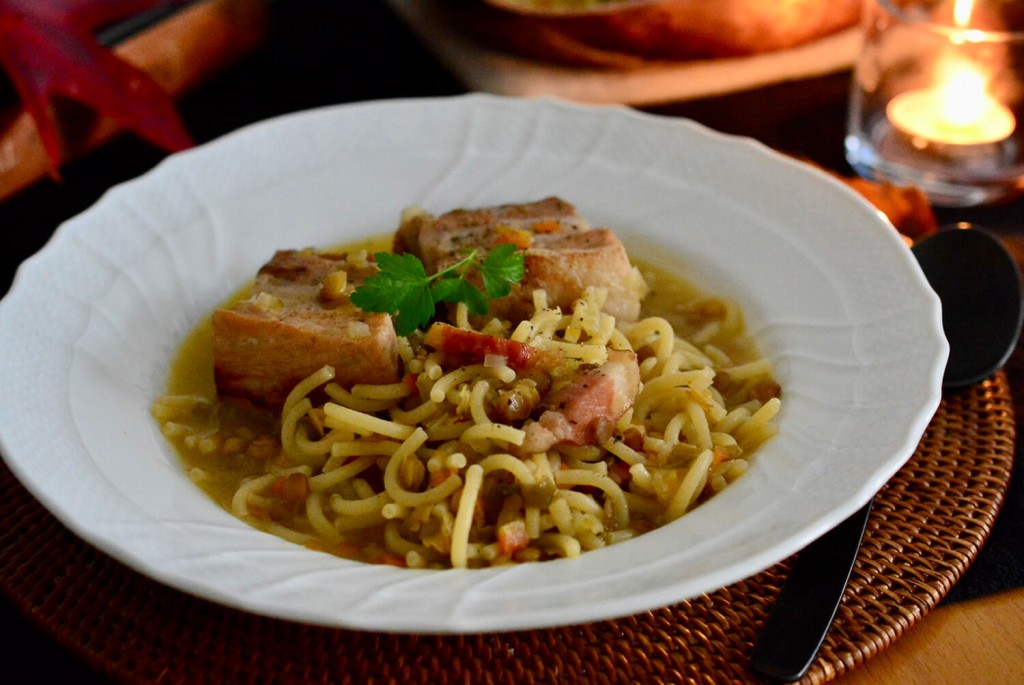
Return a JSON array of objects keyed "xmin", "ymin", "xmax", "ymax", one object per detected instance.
[
  {"xmin": 395, "ymin": 197, "xmax": 648, "ymax": 323},
  {"xmin": 212, "ymin": 250, "xmax": 400, "ymax": 410},
  {"xmin": 521, "ymin": 349, "xmax": 641, "ymax": 453}
]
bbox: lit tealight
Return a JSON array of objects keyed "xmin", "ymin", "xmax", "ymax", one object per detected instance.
[{"xmin": 887, "ymin": 59, "xmax": 1016, "ymax": 146}]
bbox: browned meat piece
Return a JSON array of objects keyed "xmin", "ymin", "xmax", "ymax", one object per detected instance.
[
  {"xmin": 212, "ymin": 250, "xmax": 400, "ymax": 410},
  {"xmin": 395, "ymin": 197, "xmax": 648, "ymax": 323},
  {"xmin": 521, "ymin": 349, "xmax": 641, "ymax": 452}
]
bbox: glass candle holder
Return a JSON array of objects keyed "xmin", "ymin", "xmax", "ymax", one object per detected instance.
[{"xmin": 846, "ymin": 0, "xmax": 1024, "ymax": 206}]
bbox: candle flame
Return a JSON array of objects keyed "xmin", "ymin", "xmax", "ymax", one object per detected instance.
[
  {"xmin": 939, "ymin": 60, "xmax": 989, "ymax": 127},
  {"xmin": 953, "ymin": 0, "xmax": 974, "ymax": 27},
  {"xmin": 935, "ymin": 0, "xmax": 1002, "ymax": 139},
  {"xmin": 887, "ymin": 52, "xmax": 1016, "ymax": 146}
]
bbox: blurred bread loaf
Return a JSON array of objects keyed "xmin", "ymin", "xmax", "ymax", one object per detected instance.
[{"xmin": 456, "ymin": 0, "xmax": 862, "ymax": 68}]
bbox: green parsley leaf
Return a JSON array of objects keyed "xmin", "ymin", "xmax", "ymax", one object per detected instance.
[
  {"xmin": 433, "ymin": 278, "xmax": 489, "ymax": 316},
  {"xmin": 479, "ymin": 242, "xmax": 526, "ymax": 299},
  {"xmin": 375, "ymin": 252, "xmax": 428, "ymax": 280},
  {"xmin": 349, "ymin": 253, "xmax": 427, "ymax": 319},
  {"xmin": 350, "ymin": 245, "xmax": 525, "ymax": 336},
  {"xmin": 393, "ymin": 284, "xmax": 435, "ymax": 337}
]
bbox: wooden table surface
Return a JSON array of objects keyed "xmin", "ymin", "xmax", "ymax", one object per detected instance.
[
  {"xmin": 837, "ymin": 586, "xmax": 1024, "ymax": 683},
  {"xmin": 2, "ymin": 2, "xmax": 1022, "ymax": 683}
]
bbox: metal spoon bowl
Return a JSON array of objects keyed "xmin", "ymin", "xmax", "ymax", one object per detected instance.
[{"xmin": 915, "ymin": 223, "xmax": 1023, "ymax": 389}]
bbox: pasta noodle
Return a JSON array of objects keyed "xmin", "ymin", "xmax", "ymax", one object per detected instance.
[
  {"xmin": 451, "ymin": 464, "xmax": 484, "ymax": 568},
  {"xmin": 154, "ymin": 255, "xmax": 781, "ymax": 569}
]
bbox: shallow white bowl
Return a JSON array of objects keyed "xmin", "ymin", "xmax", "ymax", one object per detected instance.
[{"xmin": 0, "ymin": 94, "xmax": 946, "ymax": 633}]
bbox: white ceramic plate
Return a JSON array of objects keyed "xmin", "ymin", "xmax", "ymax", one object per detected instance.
[
  {"xmin": 0, "ymin": 94, "xmax": 945, "ymax": 633},
  {"xmin": 387, "ymin": 0, "xmax": 861, "ymax": 105}
]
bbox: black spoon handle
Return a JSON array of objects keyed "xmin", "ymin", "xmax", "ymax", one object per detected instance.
[{"xmin": 750, "ymin": 500, "xmax": 873, "ymax": 682}]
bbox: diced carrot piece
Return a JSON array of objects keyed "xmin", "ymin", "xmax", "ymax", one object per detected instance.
[
  {"xmin": 531, "ymin": 219, "xmax": 562, "ymax": 234},
  {"xmin": 335, "ymin": 542, "xmax": 362, "ymax": 559},
  {"xmin": 711, "ymin": 446, "xmax": 731, "ymax": 465},
  {"xmin": 430, "ymin": 467, "xmax": 457, "ymax": 488},
  {"xmin": 498, "ymin": 519, "xmax": 530, "ymax": 556},
  {"xmin": 382, "ymin": 553, "xmax": 407, "ymax": 568},
  {"xmin": 270, "ymin": 472, "xmax": 311, "ymax": 503},
  {"xmin": 247, "ymin": 505, "xmax": 270, "ymax": 520},
  {"xmin": 402, "ymin": 372, "xmax": 419, "ymax": 393},
  {"xmin": 495, "ymin": 224, "xmax": 533, "ymax": 249}
]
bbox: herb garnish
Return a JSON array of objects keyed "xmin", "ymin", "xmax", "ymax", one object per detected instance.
[{"xmin": 350, "ymin": 244, "xmax": 526, "ymax": 336}]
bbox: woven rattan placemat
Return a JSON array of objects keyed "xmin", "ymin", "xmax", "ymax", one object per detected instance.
[{"xmin": 0, "ymin": 372, "xmax": 1015, "ymax": 684}]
